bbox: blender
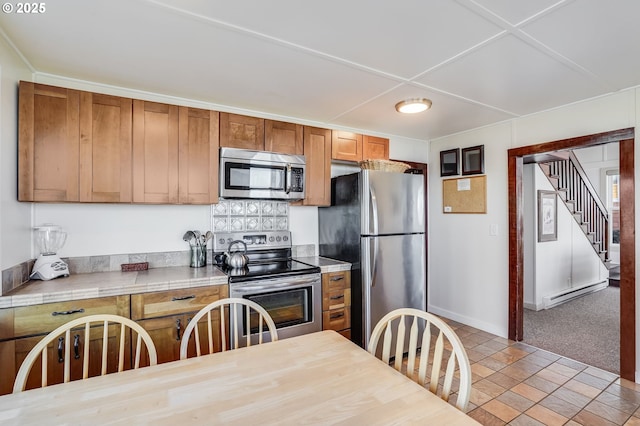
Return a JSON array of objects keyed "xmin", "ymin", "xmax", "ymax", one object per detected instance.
[{"xmin": 30, "ymin": 224, "xmax": 70, "ymax": 280}]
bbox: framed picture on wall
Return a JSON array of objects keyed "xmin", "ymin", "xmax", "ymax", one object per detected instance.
[
  {"xmin": 461, "ymin": 145, "xmax": 484, "ymax": 175},
  {"xmin": 538, "ymin": 190, "xmax": 557, "ymax": 242},
  {"xmin": 440, "ymin": 148, "xmax": 459, "ymax": 176}
]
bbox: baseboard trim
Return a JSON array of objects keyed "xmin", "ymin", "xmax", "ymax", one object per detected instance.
[
  {"xmin": 543, "ymin": 281, "xmax": 608, "ymax": 309},
  {"xmin": 427, "ymin": 304, "xmax": 507, "ymax": 338}
]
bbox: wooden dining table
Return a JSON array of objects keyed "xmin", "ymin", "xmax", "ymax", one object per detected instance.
[{"xmin": 0, "ymin": 330, "xmax": 480, "ymax": 425}]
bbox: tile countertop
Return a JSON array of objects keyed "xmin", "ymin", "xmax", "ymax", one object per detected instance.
[{"xmin": 0, "ymin": 257, "xmax": 351, "ymax": 309}]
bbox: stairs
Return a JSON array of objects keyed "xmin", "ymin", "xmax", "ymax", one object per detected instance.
[{"xmin": 538, "ymin": 152, "xmax": 610, "ymax": 266}]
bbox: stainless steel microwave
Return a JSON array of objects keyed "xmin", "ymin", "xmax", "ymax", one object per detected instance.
[{"xmin": 219, "ymin": 147, "xmax": 306, "ymax": 200}]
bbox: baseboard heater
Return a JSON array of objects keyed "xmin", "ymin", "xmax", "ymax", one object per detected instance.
[{"xmin": 543, "ymin": 280, "xmax": 608, "ymax": 309}]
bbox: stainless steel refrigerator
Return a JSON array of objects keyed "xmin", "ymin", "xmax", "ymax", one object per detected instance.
[{"xmin": 318, "ymin": 170, "xmax": 426, "ymax": 349}]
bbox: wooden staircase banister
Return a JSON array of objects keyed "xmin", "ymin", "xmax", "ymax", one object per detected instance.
[
  {"xmin": 540, "ymin": 153, "xmax": 610, "ymax": 264},
  {"xmin": 568, "ymin": 152, "xmax": 608, "ymax": 214}
]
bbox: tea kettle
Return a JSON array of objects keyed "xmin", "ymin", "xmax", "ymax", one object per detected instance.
[{"xmin": 225, "ymin": 240, "xmax": 249, "ymax": 269}]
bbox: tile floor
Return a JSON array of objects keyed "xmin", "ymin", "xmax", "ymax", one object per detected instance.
[{"xmin": 443, "ymin": 319, "xmax": 640, "ymax": 425}]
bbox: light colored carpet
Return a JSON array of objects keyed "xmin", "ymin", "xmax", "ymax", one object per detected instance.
[{"xmin": 523, "ymin": 286, "xmax": 619, "ymax": 374}]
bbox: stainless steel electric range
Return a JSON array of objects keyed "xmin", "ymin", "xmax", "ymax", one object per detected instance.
[{"xmin": 212, "ymin": 230, "xmax": 321, "ymax": 345}]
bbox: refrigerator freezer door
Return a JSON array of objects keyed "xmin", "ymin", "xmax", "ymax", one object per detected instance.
[
  {"xmin": 361, "ymin": 170, "xmax": 424, "ymax": 236},
  {"xmin": 362, "ymin": 233, "xmax": 426, "ymax": 349}
]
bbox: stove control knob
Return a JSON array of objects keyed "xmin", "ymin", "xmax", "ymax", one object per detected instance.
[
  {"xmin": 269, "ymin": 236, "xmax": 275, "ymax": 242},
  {"xmin": 276, "ymin": 236, "xmax": 281, "ymax": 242},
  {"xmin": 227, "ymin": 238, "xmax": 233, "ymax": 244},
  {"xmin": 283, "ymin": 236, "xmax": 288, "ymax": 242}
]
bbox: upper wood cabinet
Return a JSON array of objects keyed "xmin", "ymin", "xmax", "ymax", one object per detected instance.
[
  {"xmin": 303, "ymin": 126, "xmax": 332, "ymax": 206},
  {"xmin": 363, "ymin": 135, "xmax": 389, "ymax": 160},
  {"xmin": 221, "ymin": 113, "xmax": 302, "ymax": 155},
  {"xmin": 331, "ymin": 130, "xmax": 362, "ymax": 162},
  {"xmin": 19, "ymin": 82, "xmax": 135, "ymax": 203},
  {"xmin": 220, "ymin": 113, "xmax": 264, "ymax": 150},
  {"xmin": 18, "ymin": 81, "xmax": 80, "ymax": 202},
  {"xmin": 79, "ymin": 92, "xmax": 133, "ymax": 202},
  {"xmin": 133, "ymin": 102, "xmax": 219, "ymax": 204},
  {"xmin": 132, "ymin": 100, "xmax": 180, "ymax": 203},
  {"xmin": 265, "ymin": 120, "xmax": 303, "ymax": 155},
  {"xmin": 178, "ymin": 107, "xmax": 219, "ymax": 204}
]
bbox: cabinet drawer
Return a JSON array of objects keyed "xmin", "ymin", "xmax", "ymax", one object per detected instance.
[
  {"xmin": 13, "ymin": 295, "xmax": 130, "ymax": 338},
  {"xmin": 322, "ymin": 271, "xmax": 350, "ymax": 292},
  {"xmin": 323, "ymin": 288, "xmax": 351, "ymax": 311},
  {"xmin": 322, "ymin": 307, "xmax": 350, "ymax": 332},
  {"xmin": 131, "ymin": 285, "xmax": 228, "ymax": 320}
]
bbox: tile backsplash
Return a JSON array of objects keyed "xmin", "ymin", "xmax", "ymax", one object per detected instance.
[{"xmin": 211, "ymin": 200, "xmax": 289, "ymax": 232}]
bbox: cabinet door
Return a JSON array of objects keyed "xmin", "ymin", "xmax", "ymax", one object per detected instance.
[
  {"xmin": 363, "ymin": 135, "xmax": 389, "ymax": 160},
  {"xmin": 12, "ymin": 323, "xmax": 130, "ymax": 393},
  {"xmin": 18, "ymin": 81, "xmax": 80, "ymax": 202},
  {"xmin": 137, "ymin": 312, "xmax": 226, "ymax": 365},
  {"xmin": 265, "ymin": 120, "xmax": 303, "ymax": 155},
  {"xmin": 79, "ymin": 92, "xmax": 132, "ymax": 202},
  {"xmin": 178, "ymin": 107, "xmax": 220, "ymax": 204},
  {"xmin": 132, "ymin": 100, "xmax": 179, "ymax": 203},
  {"xmin": 220, "ymin": 113, "xmax": 264, "ymax": 150},
  {"xmin": 303, "ymin": 126, "xmax": 332, "ymax": 206},
  {"xmin": 331, "ymin": 130, "xmax": 362, "ymax": 162}
]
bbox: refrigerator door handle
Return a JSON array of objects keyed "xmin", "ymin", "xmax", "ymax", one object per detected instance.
[
  {"xmin": 371, "ymin": 236, "xmax": 378, "ymax": 288},
  {"xmin": 369, "ymin": 185, "xmax": 379, "ymax": 236}
]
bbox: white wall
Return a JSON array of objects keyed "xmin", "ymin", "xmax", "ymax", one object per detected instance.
[
  {"xmin": 428, "ymin": 122, "xmax": 511, "ymax": 336},
  {"xmin": 429, "ymin": 86, "xmax": 638, "ymax": 379},
  {"xmin": 0, "ymin": 37, "xmax": 33, "ymax": 270}
]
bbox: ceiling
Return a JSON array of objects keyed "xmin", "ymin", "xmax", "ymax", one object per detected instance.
[{"xmin": 2, "ymin": 0, "xmax": 640, "ymax": 141}]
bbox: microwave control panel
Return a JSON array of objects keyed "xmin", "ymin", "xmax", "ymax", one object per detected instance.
[{"xmin": 290, "ymin": 167, "xmax": 304, "ymax": 192}]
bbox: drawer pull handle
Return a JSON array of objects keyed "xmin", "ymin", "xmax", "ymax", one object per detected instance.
[
  {"xmin": 172, "ymin": 295, "xmax": 196, "ymax": 302},
  {"xmin": 329, "ymin": 276, "xmax": 344, "ymax": 281},
  {"xmin": 329, "ymin": 295, "xmax": 344, "ymax": 300},
  {"xmin": 176, "ymin": 318, "xmax": 182, "ymax": 341},
  {"xmin": 57, "ymin": 337, "xmax": 64, "ymax": 363},
  {"xmin": 52, "ymin": 308, "xmax": 85, "ymax": 316},
  {"xmin": 330, "ymin": 312, "xmax": 344, "ymax": 320},
  {"xmin": 73, "ymin": 334, "xmax": 80, "ymax": 359}
]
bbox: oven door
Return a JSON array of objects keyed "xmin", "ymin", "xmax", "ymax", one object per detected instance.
[
  {"xmin": 220, "ymin": 157, "xmax": 305, "ymax": 200},
  {"xmin": 229, "ymin": 273, "xmax": 321, "ymax": 346}
]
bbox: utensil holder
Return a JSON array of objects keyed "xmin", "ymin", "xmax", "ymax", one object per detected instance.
[{"xmin": 190, "ymin": 245, "xmax": 206, "ymax": 268}]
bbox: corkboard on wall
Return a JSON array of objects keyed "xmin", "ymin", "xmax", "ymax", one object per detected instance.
[{"xmin": 442, "ymin": 175, "xmax": 486, "ymax": 214}]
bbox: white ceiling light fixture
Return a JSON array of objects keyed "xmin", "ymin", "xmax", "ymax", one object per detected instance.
[{"xmin": 395, "ymin": 98, "xmax": 432, "ymax": 114}]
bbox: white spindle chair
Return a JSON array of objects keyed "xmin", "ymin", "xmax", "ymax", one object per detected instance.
[
  {"xmin": 13, "ymin": 314, "xmax": 158, "ymax": 393},
  {"xmin": 179, "ymin": 297, "xmax": 278, "ymax": 360},
  {"xmin": 367, "ymin": 308, "xmax": 472, "ymax": 411}
]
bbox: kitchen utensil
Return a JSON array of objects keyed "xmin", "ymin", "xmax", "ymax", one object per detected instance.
[
  {"xmin": 183, "ymin": 230, "xmax": 196, "ymax": 244},
  {"xmin": 224, "ymin": 240, "xmax": 249, "ymax": 269}
]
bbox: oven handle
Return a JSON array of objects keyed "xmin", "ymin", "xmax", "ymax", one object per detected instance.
[{"xmin": 231, "ymin": 276, "xmax": 319, "ymax": 293}]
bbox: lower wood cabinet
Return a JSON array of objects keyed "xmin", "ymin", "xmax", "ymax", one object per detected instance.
[
  {"xmin": 0, "ymin": 295, "xmax": 130, "ymax": 395},
  {"xmin": 321, "ymin": 270, "xmax": 351, "ymax": 339},
  {"xmin": 131, "ymin": 285, "xmax": 229, "ymax": 365}
]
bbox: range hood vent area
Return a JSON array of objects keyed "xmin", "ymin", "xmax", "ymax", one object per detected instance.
[{"xmin": 211, "ymin": 200, "xmax": 289, "ymax": 234}]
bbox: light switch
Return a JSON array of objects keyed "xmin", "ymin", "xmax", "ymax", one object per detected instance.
[{"xmin": 490, "ymin": 224, "xmax": 498, "ymax": 236}]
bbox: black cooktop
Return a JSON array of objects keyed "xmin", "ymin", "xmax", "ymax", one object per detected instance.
[{"xmin": 216, "ymin": 259, "xmax": 320, "ymax": 283}]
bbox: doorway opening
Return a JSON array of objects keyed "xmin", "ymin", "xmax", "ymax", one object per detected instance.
[{"xmin": 508, "ymin": 128, "xmax": 635, "ymax": 381}]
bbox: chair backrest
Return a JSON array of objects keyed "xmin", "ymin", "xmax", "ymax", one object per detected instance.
[
  {"xmin": 367, "ymin": 308, "xmax": 472, "ymax": 411},
  {"xmin": 179, "ymin": 297, "xmax": 278, "ymax": 360},
  {"xmin": 13, "ymin": 314, "xmax": 157, "ymax": 393}
]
